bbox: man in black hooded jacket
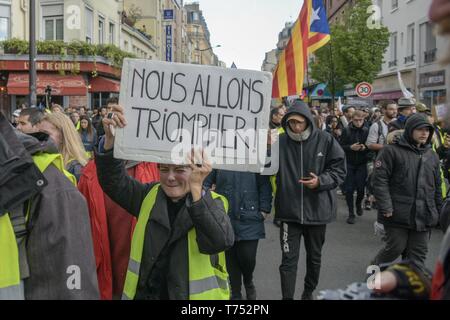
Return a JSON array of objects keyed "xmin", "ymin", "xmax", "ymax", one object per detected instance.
[
  {"xmin": 371, "ymin": 113, "xmax": 443, "ymax": 271},
  {"xmin": 274, "ymin": 100, "xmax": 346, "ymax": 300}
]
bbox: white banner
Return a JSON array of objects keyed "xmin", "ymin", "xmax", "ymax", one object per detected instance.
[{"xmin": 114, "ymin": 59, "xmax": 273, "ymax": 173}]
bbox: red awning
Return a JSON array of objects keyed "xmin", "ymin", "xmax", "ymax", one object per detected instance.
[
  {"xmin": 7, "ymin": 73, "xmax": 87, "ymax": 96},
  {"xmin": 89, "ymin": 76, "xmax": 120, "ymax": 93},
  {"xmin": 371, "ymin": 90, "xmax": 404, "ymax": 100}
]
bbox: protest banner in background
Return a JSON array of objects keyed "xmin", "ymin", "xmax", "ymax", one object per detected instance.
[{"xmin": 114, "ymin": 59, "xmax": 274, "ymax": 173}]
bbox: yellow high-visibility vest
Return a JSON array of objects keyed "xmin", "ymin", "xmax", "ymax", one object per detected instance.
[
  {"xmin": 122, "ymin": 184, "xmax": 230, "ymax": 300},
  {"xmin": 0, "ymin": 153, "xmax": 76, "ymax": 300}
]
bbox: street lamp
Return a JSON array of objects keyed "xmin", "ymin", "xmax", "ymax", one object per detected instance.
[{"xmin": 195, "ymin": 45, "xmax": 221, "ymax": 65}]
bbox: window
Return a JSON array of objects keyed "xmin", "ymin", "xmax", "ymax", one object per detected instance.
[
  {"xmin": 425, "ymin": 22, "xmax": 436, "ymax": 51},
  {"xmin": 190, "ymin": 12, "xmax": 199, "ymax": 21},
  {"xmin": 109, "ymin": 23, "xmax": 115, "ymax": 44},
  {"xmin": 92, "ymin": 92, "xmax": 111, "ymax": 110},
  {"xmin": 389, "ymin": 32, "xmax": 398, "ymax": 66},
  {"xmin": 85, "ymin": 7, "xmax": 93, "ymax": 43},
  {"xmin": 421, "ymin": 22, "xmax": 437, "ymax": 64},
  {"xmin": 98, "ymin": 17, "xmax": 104, "ymax": 44},
  {"xmin": 407, "ymin": 23, "xmax": 415, "ymax": 58},
  {"xmin": 42, "ymin": 4, "xmax": 64, "ymax": 40},
  {"xmin": 0, "ymin": 4, "xmax": 11, "ymax": 41},
  {"xmin": 392, "ymin": 0, "xmax": 398, "ymax": 10}
]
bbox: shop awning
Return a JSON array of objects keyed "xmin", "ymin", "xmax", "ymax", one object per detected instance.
[
  {"xmin": 7, "ymin": 73, "xmax": 87, "ymax": 96},
  {"xmin": 89, "ymin": 76, "xmax": 120, "ymax": 93},
  {"xmin": 371, "ymin": 90, "xmax": 404, "ymax": 100}
]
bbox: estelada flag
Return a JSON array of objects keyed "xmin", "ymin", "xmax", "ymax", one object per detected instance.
[{"xmin": 272, "ymin": 0, "xmax": 331, "ymax": 99}]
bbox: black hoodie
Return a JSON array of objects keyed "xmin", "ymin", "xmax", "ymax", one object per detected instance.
[
  {"xmin": 372, "ymin": 113, "xmax": 443, "ymax": 231},
  {"xmin": 274, "ymin": 101, "xmax": 347, "ymax": 225}
]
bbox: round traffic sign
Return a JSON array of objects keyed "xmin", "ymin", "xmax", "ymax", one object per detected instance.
[{"xmin": 356, "ymin": 82, "xmax": 373, "ymax": 98}]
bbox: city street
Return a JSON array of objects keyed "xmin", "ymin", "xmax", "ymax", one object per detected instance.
[{"xmin": 254, "ymin": 193, "xmax": 444, "ymax": 300}]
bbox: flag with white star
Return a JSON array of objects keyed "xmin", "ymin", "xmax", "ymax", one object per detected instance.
[{"xmin": 272, "ymin": 0, "xmax": 330, "ymax": 99}]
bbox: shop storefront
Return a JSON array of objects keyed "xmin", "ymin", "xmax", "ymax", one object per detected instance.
[
  {"xmin": 0, "ymin": 55, "xmax": 121, "ymax": 120},
  {"xmin": 418, "ymin": 70, "xmax": 447, "ymax": 107}
]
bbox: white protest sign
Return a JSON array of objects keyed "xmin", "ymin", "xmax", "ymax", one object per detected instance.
[{"xmin": 114, "ymin": 59, "xmax": 273, "ymax": 173}]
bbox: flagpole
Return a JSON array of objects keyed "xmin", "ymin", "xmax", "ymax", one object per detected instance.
[
  {"xmin": 328, "ymin": 40, "xmax": 336, "ymax": 116},
  {"xmin": 306, "ymin": 56, "xmax": 311, "ymax": 107}
]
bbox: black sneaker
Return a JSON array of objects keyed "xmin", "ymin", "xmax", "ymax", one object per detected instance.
[
  {"xmin": 346, "ymin": 216, "xmax": 356, "ymax": 224},
  {"xmin": 301, "ymin": 291, "xmax": 313, "ymax": 300},
  {"xmin": 356, "ymin": 207, "xmax": 363, "ymax": 216},
  {"xmin": 231, "ymin": 292, "xmax": 243, "ymax": 300},
  {"xmin": 364, "ymin": 200, "xmax": 372, "ymax": 210},
  {"xmin": 245, "ymin": 282, "xmax": 257, "ymax": 300}
]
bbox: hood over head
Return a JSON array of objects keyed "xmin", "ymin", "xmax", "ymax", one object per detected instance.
[
  {"xmin": 281, "ymin": 100, "xmax": 316, "ymax": 132},
  {"xmin": 401, "ymin": 113, "xmax": 434, "ymax": 147}
]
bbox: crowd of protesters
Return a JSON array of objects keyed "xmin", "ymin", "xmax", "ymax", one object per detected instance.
[{"xmin": 2, "ymin": 89, "xmax": 450, "ymax": 300}]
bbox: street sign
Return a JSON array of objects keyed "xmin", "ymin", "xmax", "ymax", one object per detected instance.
[
  {"xmin": 355, "ymin": 82, "xmax": 373, "ymax": 98},
  {"xmin": 165, "ymin": 25, "xmax": 172, "ymax": 62},
  {"xmin": 164, "ymin": 9, "xmax": 174, "ymax": 20}
]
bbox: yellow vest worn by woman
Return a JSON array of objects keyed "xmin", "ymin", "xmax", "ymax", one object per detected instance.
[{"xmin": 122, "ymin": 184, "xmax": 230, "ymax": 300}]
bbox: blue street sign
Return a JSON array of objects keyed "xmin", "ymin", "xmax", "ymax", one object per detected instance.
[
  {"xmin": 166, "ymin": 25, "xmax": 172, "ymax": 62},
  {"xmin": 164, "ymin": 9, "xmax": 174, "ymax": 20}
]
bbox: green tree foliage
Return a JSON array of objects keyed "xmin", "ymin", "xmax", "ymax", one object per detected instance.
[{"xmin": 310, "ymin": 0, "xmax": 390, "ymax": 95}]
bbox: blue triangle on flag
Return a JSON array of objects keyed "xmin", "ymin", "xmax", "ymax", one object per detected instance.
[{"xmin": 231, "ymin": 62, "xmax": 237, "ymax": 69}]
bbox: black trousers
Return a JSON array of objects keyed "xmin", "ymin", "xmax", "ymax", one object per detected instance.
[
  {"xmin": 225, "ymin": 240, "xmax": 259, "ymax": 297},
  {"xmin": 279, "ymin": 222, "xmax": 327, "ymax": 299},
  {"xmin": 371, "ymin": 226, "xmax": 429, "ymax": 271},
  {"xmin": 343, "ymin": 163, "xmax": 367, "ymax": 215}
]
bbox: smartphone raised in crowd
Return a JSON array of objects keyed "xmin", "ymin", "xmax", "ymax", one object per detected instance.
[{"xmin": 107, "ymin": 112, "xmax": 116, "ymax": 136}]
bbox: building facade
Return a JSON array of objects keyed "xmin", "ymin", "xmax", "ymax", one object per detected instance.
[
  {"xmin": 185, "ymin": 2, "xmax": 219, "ymax": 66},
  {"xmin": 0, "ymin": 0, "xmax": 159, "ymax": 116},
  {"xmin": 261, "ymin": 21, "xmax": 294, "ymax": 72},
  {"xmin": 370, "ymin": 0, "xmax": 449, "ymax": 106},
  {"xmin": 326, "ymin": 0, "xmax": 354, "ymax": 24}
]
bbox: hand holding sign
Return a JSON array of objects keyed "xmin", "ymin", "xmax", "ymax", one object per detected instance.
[
  {"xmin": 102, "ymin": 104, "xmax": 127, "ymax": 151},
  {"xmin": 186, "ymin": 148, "xmax": 212, "ymax": 202}
]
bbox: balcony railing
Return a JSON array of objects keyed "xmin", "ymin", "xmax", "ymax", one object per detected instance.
[
  {"xmin": 388, "ymin": 60, "xmax": 397, "ymax": 68},
  {"xmin": 404, "ymin": 55, "xmax": 415, "ymax": 64},
  {"xmin": 424, "ymin": 48, "xmax": 437, "ymax": 63}
]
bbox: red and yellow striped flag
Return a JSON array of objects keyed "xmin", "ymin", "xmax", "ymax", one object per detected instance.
[{"xmin": 272, "ymin": 0, "xmax": 331, "ymax": 99}]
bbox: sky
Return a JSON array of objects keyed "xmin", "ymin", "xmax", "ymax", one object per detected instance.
[{"xmin": 195, "ymin": 0, "xmax": 305, "ymax": 71}]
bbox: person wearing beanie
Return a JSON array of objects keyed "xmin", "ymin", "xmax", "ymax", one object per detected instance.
[
  {"xmin": 371, "ymin": 113, "xmax": 443, "ymax": 271},
  {"xmin": 274, "ymin": 100, "xmax": 346, "ymax": 300}
]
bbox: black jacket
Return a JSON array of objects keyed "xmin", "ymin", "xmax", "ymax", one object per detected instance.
[
  {"xmin": 340, "ymin": 122, "xmax": 370, "ymax": 166},
  {"xmin": 95, "ymin": 150, "xmax": 234, "ymax": 300},
  {"xmin": 274, "ymin": 102, "xmax": 347, "ymax": 225},
  {"xmin": 372, "ymin": 114, "xmax": 443, "ymax": 231},
  {"xmin": 204, "ymin": 170, "xmax": 272, "ymax": 241}
]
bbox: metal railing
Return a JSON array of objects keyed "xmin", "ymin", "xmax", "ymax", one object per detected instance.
[
  {"xmin": 404, "ymin": 55, "xmax": 415, "ymax": 64},
  {"xmin": 424, "ymin": 48, "xmax": 437, "ymax": 63},
  {"xmin": 388, "ymin": 60, "xmax": 397, "ymax": 67}
]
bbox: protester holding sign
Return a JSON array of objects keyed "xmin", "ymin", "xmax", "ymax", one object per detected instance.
[{"xmin": 95, "ymin": 105, "xmax": 234, "ymax": 300}]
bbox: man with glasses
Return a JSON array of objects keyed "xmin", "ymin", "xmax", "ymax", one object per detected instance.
[{"xmin": 274, "ymin": 100, "xmax": 346, "ymax": 300}]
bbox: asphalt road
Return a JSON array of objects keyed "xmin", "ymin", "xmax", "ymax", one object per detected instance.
[{"xmin": 252, "ymin": 194, "xmax": 444, "ymax": 300}]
